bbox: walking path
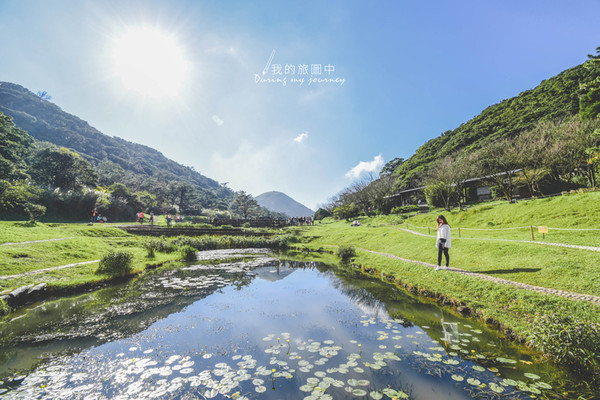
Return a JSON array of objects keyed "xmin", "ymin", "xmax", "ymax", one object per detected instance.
[
  {"xmin": 0, "ymin": 260, "xmax": 100, "ymax": 281},
  {"xmin": 0, "ymin": 238, "xmax": 73, "ymax": 246},
  {"xmin": 397, "ymin": 228, "xmax": 600, "ymax": 252},
  {"xmin": 359, "ymin": 248, "xmax": 600, "ymax": 305}
]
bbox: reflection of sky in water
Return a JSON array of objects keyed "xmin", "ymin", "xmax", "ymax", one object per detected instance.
[{"xmin": 0, "ymin": 255, "xmax": 565, "ymax": 399}]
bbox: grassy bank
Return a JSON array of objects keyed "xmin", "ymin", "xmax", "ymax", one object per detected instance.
[
  {"xmin": 0, "ymin": 221, "xmax": 292, "ymax": 308},
  {"xmin": 292, "ymin": 191, "xmax": 600, "ymax": 376}
]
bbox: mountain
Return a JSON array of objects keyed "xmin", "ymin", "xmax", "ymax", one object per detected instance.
[
  {"xmin": 391, "ymin": 56, "xmax": 600, "ymax": 188},
  {"xmin": 255, "ymin": 191, "xmax": 314, "ymax": 217},
  {"xmin": 0, "ymin": 81, "xmax": 233, "ymax": 207}
]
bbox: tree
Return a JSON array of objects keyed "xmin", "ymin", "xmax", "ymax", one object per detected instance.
[
  {"xmin": 0, "ymin": 112, "xmax": 33, "ymax": 180},
  {"xmin": 24, "ymin": 203, "xmax": 46, "ymax": 223},
  {"xmin": 515, "ymin": 124, "xmax": 551, "ymax": 196},
  {"xmin": 477, "ymin": 139, "xmax": 520, "ymax": 201},
  {"xmin": 30, "ymin": 145, "xmax": 98, "ymax": 190},
  {"xmin": 314, "ymin": 208, "xmax": 332, "ymax": 220},
  {"xmin": 424, "ymin": 156, "xmax": 457, "ymax": 210},
  {"xmin": 228, "ymin": 191, "xmax": 259, "ymax": 219},
  {"xmin": 380, "ymin": 157, "xmax": 404, "ymax": 176},
  {"xmin": 36, "ymin": 91, "xmax": 52, "ymax": 101}
]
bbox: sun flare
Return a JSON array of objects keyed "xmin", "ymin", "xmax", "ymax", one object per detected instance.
[{"xmin": 111, "ymin": 27, "xmax": 189, "ymax": 98}]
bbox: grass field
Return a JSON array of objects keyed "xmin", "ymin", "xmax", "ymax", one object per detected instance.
[
  {"xmin": 0, "ymin": 222, "xmax": 180, "ymax": 294},
  {"xmin": 290, "ymin": 191, "xmax": 600, "ymax": 374}
]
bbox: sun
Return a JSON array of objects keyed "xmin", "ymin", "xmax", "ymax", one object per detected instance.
[{"xmin": 111, "ymin": 27, "xmax": 189, "ymax": 99}]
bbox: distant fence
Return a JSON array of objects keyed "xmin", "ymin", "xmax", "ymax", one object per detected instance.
[{"xmin": 211, "ymin": 219, "xmax": 288, "ymax": 228}]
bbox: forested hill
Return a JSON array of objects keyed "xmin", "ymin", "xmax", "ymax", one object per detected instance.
[
  {"xmin": 0, "ymin": 81, "xmax": 232, "ymax": 205},
  {"xmin": 393, "ymin": 56, "xmax": 600, "ymax": 188}
]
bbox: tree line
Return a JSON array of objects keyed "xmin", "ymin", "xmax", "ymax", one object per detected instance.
[{"xmin": 0, "ymin": 113, "xmax": 282, "ymax": 222}]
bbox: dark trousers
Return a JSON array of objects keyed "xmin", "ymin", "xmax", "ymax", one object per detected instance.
[{"xmin": 437, "ymin": 243, "xmax": 449, "ymax": 267}]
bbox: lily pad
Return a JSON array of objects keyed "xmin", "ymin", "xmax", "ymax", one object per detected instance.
[
  {"xmin": 524, "ymin": 372, "xmax": 540, "ymax": 380},
  {"xmin": 370, "ymin": 391, "xmax": 383, "ymax": 400},
  {"xmin": 451, "ymin": 375, "xmax": 464, "ymax": 382},
  {"xmin": 467, "ymin": 378, "xmax": 481, "ymax": 386}
]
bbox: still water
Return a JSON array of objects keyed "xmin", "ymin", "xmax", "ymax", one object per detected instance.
[{"xmin": 0, "ymin": 249, "xmax": 592, "ymax": 399}]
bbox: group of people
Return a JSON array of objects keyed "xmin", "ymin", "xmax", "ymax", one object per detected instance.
[
  {"xmin": 135, "ymin": 212, "xmax": 155, "ymax": 224},
  {"xmin": 165, "ymin": 214, "xmax": 184, "ymax": 227},
  {"xmin": 90, "ymin": 208, "xmax": 107, "ymax": 223},
  {"xmin": 289, "ymin": 216, "xmax": 314, "ymax": 226}
]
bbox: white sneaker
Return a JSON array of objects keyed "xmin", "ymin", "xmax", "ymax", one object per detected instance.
[{"xmin": 435, "ymin": 266, "xmax": 442, "ymax": 271}]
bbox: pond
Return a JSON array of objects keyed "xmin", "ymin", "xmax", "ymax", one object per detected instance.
[{"xmin": 0, "ymin": 249, "xmax": 593, "ymax": 399}]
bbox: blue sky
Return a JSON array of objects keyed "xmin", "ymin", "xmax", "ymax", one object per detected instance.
[{"xmin": 1, "ymin": 0, "xmax": 599, "ymax": 209}]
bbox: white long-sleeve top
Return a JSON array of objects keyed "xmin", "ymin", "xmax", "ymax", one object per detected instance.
[{"xmin": 436, "ymin": 224, "xmax": 452, "ymax": 248}]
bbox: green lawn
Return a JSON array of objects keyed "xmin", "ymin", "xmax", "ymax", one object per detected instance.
[{"xmin": 0, "ymin": 221, "xmax": 180, "ymax": 293}]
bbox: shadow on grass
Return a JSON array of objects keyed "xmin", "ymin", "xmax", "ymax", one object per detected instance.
[{"xmin": 477, "ymin": 268, "xmax": 541, "ymax": 274}]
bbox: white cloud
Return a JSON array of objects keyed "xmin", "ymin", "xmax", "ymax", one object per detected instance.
[
  {"xmin": 293, "ymin": 131, "xmax": 308, "ymax": 143},
  {"xmin": 345, "ymin": 154, "xmax": 384, "ymax": 179},
  {"xmin": 212, "ymin": 115, "xmax": 224, "ymax": 126}
]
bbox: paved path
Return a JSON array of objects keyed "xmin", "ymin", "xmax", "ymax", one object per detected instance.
[
  {"xmin": 396, "ymin": 228, "xmax": 600, "ymax": 252},
  {"xmin": 359, "ymin": 248, "xmax": 600, "ymax": 305},
  {"xmin": 0, "ymin": 238, "xmax": 73, "ymax": 246},
  {"xmin": 0, "ymin": 260, "xmax": 100, "ymax": 281}
]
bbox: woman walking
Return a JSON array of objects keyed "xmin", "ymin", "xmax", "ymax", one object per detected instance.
[{"xmin": 435, "ymin": 215, "xmax": 451, "ymax": 270}]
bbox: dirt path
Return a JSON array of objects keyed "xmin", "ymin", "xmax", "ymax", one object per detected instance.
[
  {"xmin": 397, "ymin": 228, "xmax": 600, "ymax": 252},
  {"xmin": 0, "ymin": 238, "xmax": 73, "ymax": 246},
  {"xmin": 359, "ymin": 248, "xmax": 600, "ymax": 305},
  {"xmin": 0, "ymin": 260, "xmax": 100, "ymax": 281}
]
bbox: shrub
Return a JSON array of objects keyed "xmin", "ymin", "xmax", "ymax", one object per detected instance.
[
  {"xmin": 336, "ymin": 246, "xmax": 356, "ymax": 263},
  {"xmin": 144, "ymin": 241, "xmax": 156, "ymax": 258},
  {"xmin": 24, "ymin": 203, "xmax": 46, "ymax": 223},
  {"xmin": 179, "ymin": 245, "xmax": 197, "ymax": 261},
  {"xmin": 220, "ymin": 224, "xmax": 235, "ymax": 229},
  {"xmin": 526, "ymin": 313, "xmax": 600, "ymax": 375},
  {"xmin": 391, "ymin": 205, "xmax": 420, "ymax": 214},
  {"xmin": 97, "ymin": 251, "xmax": 134, "ymax": 276}
]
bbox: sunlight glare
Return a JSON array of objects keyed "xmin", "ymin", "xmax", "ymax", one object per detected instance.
[{"xmin": 111, "ymin": 27, "xmax": 189, "ymax": 98}]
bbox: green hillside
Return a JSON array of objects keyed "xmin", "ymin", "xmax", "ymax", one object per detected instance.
[
  {"xmin": 393, "ymin": 55, "xmax": 600, "ymax": 188},
  {"xmin": 0, "ymin": 82, "xmax": 232, "ymax": 207}
]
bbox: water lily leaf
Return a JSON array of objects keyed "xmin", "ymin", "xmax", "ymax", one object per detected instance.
[
  {"xmin": 472, "ymin": 366, "xmax": 485, "ymax": 372},
  {"xmin": 489, "ymin": 382, "xmax": 504, "ymax": 393},
  {"xmin": 307, "ymin": 377, "xmax": 320, "ymax": 385},
  {"xmin": 501, "ymin": 378, "xmax": 518, "ymax": 387},
  {"xmin": 300, "ymin": 384, "xmax": 314, "ymax": 392},
  {"xmin": 314, "ymin": 371, "xmax": 326, "ymax": 378},
  {"xmin": 467, "ymin": 378, "xmax": 481, "ymax": 386},
  {"xmin": 357, "ymin": 379, "xmax": 369, "ymax": 386},
  {"xmin": 487, "ymin": 367, "xmax": 499, "ymax": 373},
  {"xmin": 535, "ymin": 382, "xmax": 552, "ymax": 390},
  {"xmin": 370, "ymin": 391, "xmax": 383, "ymax": 400},
  {"xmin": 347, "ymin": 378, "xmax": 358, "ymax": 386},
  {"xmin": 352, "ymin": 389, "xmax": 367, "ymax": 396},
  {"xmin": 353, "ymin": 367, "xmax": 364, "ymax": 373},
  {"xmin": 255, "ymin": 386, "xmax": 266, "ymax": 393},
  {"xmin": 524, "ymin": 372, "xmax": 540, "ymax": 380},
  {"xmin": 443, "ymin": 359, "xmax": 459, "ymax": 365},
  {"xmin": 451, "ymin": 375, "xmax": 464, "ymax": 382},
  {"xmin": 496, "ymin": 357, "xmax": 517, "ymax": 364}
]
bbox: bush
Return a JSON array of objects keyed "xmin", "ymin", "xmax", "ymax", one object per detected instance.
[
  {"xmin": 314, "ymin": 208, "xmax": 333, "ymax": 220},
  {"xmin": 97, "ymin": 251, "xmax": 134, "ymax": 276},
  {"xmin": 144, "ymin": 241, "xmax": 156, "ymax": 258},
  {"xmin": 336, "ymin": 246, "xmax": 356, "ymax": 263},
  {"xmin": 24, "ymin": 203, "xmax": 46, "ymax": 223},
  {"xmin": 220, "ymin": 224, "xmax": 235, "ymax": 229},
  {"xmin": 179, "ymin": 245, "xmax": 197, "ymax": 261},
  {"xmin": 526, "ymin": 313, "xmax": 600, "ymax": 375},
  {"xmin": 391, "ymin": 205, "xmax": 420, "ymax": 214}
]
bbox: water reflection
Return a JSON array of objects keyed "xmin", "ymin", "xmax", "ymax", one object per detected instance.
[{"xmin": 0, "ymin": 249, "xmax": 594, "ymax": 399}]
